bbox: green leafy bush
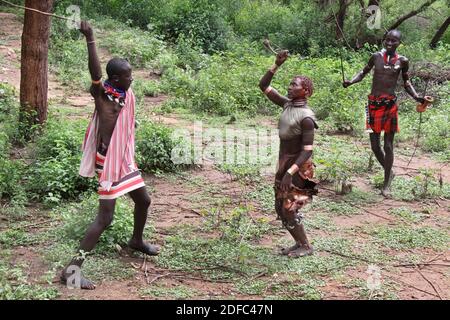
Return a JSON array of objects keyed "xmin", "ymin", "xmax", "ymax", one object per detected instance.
[
  {"xmin": 136, "ymin": 121, "xmax": 180, "ymax": 173},
  {"xmin": 0, "ymin": 158, "xmax": 26, "ymax": 203},
  {"xmin": 25, "ymin": 117, "xmax": 96, "ymax": 206},
  {"xmin": 0, "ymin": 261, "xmax": 59, "ymax": 300},
  {"xmin": 49, "ymin": 19, "xmax": 90, "ymax": 90},
  {"xmin": 56, "ymin": 192, "xmax": 152, "ymax": 251}
]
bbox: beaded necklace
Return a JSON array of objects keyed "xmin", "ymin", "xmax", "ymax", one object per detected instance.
[{"xmin": 104, "ymin": 80, "xmax": 126, "ymax": 108}]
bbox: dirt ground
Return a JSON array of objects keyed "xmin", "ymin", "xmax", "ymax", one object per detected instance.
[{"xmin": 1, "ymin": 12, "xmax": 448, "ymax": 300}]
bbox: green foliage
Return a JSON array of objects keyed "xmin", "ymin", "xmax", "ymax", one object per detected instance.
[
  {"xmin": 152, "ymin": 0, "xmax": 233, "ymax": 53},
  {"xmin": 25, "ymin": 117, "xmax": 97, "ymax": 206},
  {"xmin": 136, "ymin": 120, "xmax": 182, "ymax": 173},
  {"xmin": 0, "ymin": 157, "xmax": 26, "ymax": 204},
  {"xmin": 391, "ymin": 171, "xmax": 450, "ymax": 201},
  {"xmin": 234, "ymin": 0, "xmax": 332, "ymax": 55},
  {"xmin": 0, "ymin": 261, "xmax": 59, "ymax": 300},
  {"xmin": 0, "ymin": 229, "xmax": 39, "ymax": 247},
  {"xmin": 371, "ymin": 225, "xmax": 449, "ymax": 250},
  {"xmin": 0, "ymin": 83, "xmax": 20, "ymax": 149},
  {"xmin": 248, "ymin": 184, "xmax": 275, "ymax": 214},
  {"xmin": 201, "ymin": 205, "xmax": 272, "ymax": 242},
  {"xmin": 55, "ymin": 0, "xmax": 233, "ymax": 53},
  {"xmin": 309, "ymin": 198, "xmax": 359, "ymax": 216},
  {"xmin": 100, "ymin": 21, "xmax": 168, "ymax": 69},
  {"xmin": 347, "ymin": 278, "xmax": 398, "ymax": 300},
  {"xmin": 56, "ymin": 193, "xmax": 148, "ymax": 251},
  {"xmin": 216, "ymin": 164, "xmax": 262, "ymax": 183},
  {"xmin": 0, "ymin": 84, "xmax": 27, "ymax": 204},
  {"xmin": 388, "ymin": 207, "xmax": 426, "ymax": 223},
  {"xmin": 133, "ymin": 79, "xmax": 161, "ymax": 99},
  {"xmin": 174, "ymin": 34, "xmax": 211, "ymax": 71},
  {"xmin": 314, "ymin": 135, "xmax": 370, "ymax": 185},
  {"xmin": 161, "ymin": 43, "xmax": 277, "ymax": 116},
  {"xmin": 49, "ymin": 19, "xmax": 90, "ymax": 90}
]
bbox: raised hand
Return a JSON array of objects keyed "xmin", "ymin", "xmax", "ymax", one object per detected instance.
[
  {"xmin": 79, "ymin": 21, "xmax": 94, "ymax": 39},
  {"xmin": 414, "ymin": 96, "xmax": 425, "ymax": 104},
  {"xmin": 342, "ymin": 80, "xmax": 352, "ymax": 88},
  {"xmin": 275, "ymin": 50, "xmax": 289, "ymax": 67}
]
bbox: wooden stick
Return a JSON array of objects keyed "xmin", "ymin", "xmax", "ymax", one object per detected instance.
[
  {"xmin": 322, "ymin": 249, "xmax": 378, "ymax": 264},
  {"xmin": 394, "ymin": 262, "xmax": 450, "ymax": 268},
  {"xmin": 263, "ymin": 39, "xmax": 278, "ymax": 55},
  {"xmin": 330, "ymin": 6, "xmax": 353, "ymax": 50},
  {"xmin": 148, "ymin": 273, "xmax": 171, "ymax": 285},
  {"xmin": 318, "ymin": 186, "xmax": 394, "ymax": 221},
  {"xmin": 389, "ymin": 277, "xmax": 439, "ymax": 298},
  {"xmin": 416, "ymin": 267, "xmax": 443, "ymax": 300},
  {"xmin": 0, "ymin": 0, "xmax": 77, "ymax": 22}
]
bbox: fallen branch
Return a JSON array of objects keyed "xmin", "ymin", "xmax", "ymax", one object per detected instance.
[
  {"xmin": 322, "ymin": 249, "xmax": 379, "ymax": 264},
  {"xmin": 318, "ymin": 186, "xmax": 394, "ymax": 221},
  {"xmin": 416, "ymin": 267, "xmax": 443, "ymax": 300},
  {"xmin": 394, "ymin": 263, "xmax": 450, "ymax": 268},
  {"xmin": 148, "ymin": 273, "xmax": 171, "ymax": 285},
  {"xmin": 389, "ymin": 277, "xmax": 439, "ymax": 298}
]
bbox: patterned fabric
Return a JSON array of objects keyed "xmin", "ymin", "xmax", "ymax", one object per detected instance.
[
  {"xmin": 95, "ymin": 151, "xmax": 145, "ymax": 200},
  {"xmin": 274, "ymin": 155, "xmax": 318, "ymax": 219},
  {"xmin": 367, "ymin": 94, "xmax": 399, "ymax": 133},
  {"xmin": 79, "ymin": 87, "xmax": 139, "ymax": 192}
]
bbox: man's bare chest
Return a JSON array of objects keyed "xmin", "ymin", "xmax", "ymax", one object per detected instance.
[{"xmin": 373, "ymin": 55, "xmax": 402, "ymax": 79}]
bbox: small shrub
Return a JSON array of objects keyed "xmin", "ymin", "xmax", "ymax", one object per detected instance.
[{"xmin": 136, "ymin": 121, "xmax": 180, "ymax": 172}]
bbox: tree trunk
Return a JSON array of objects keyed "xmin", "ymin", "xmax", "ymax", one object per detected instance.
[
  {"xmin": 20, "ymin": 0, "xmax": 53, "ymax": 130},
  {"xmin": 336, "ymin": 0, "xmax": 349, "ymax": 40},
  {"xmin": 388, "ymin": 0, "xmax": 437, "ymax": 31},
  {"xmin": 430, "ymin": 16, "xmax": 450, "ymax": 48}
]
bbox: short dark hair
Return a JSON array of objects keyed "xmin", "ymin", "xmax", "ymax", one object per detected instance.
[
  {"xmin": 385, "ymin": 29, "xmax": 402, "ymax": 41},
  {"xmin": 106, "ymin": 58, "xmax": 131, "ymax": 78},
  {"xmin": 294, "ymin": 76, "xmax": 314, "ymax": 97}
]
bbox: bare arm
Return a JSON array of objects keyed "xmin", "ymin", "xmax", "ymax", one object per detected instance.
[
  {"xmin": 402, "ymin": 58, "xmax": 424, "ymax": 103},
  {"xmin": 79, "ymin": 21, "xmax": 103, "ymax": 94},
  {"xmin": 293, "ymin": 118, "xmax": 315, "ymax": 168},
  {"xmin": 343, "ymin": 53, "xmax": 376, "ymax": 88},
  {"xmin": 259, "ymin": 50, "xmax": 290, "ymax": 107}
]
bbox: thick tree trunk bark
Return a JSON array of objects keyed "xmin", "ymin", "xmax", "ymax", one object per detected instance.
[
  {"xmin": 20, "ymin": 0, "xmax": 54, "ymax": 128},
  {"xmin": 430, "ymin": 16, "xmax": 450, "ymax": 48},
  {"xmin": 336, "ymin": 0, "xmax": 349, "ymax": 40}
]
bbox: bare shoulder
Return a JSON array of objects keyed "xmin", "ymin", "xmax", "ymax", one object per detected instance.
[
  {"xmin": 372, "ymin": 51, "xmax": 382, "ymax": 61},
  {"xmin": 399, "ymin": 55, "xmax": 409, "ymax": 63},
  {"xmin": 90, "ymin": 82, "xmax": 104, "ymax": 98},
  {"xmin": 399, "ymin": 55, "xmax": 409, "ymax": 68}
]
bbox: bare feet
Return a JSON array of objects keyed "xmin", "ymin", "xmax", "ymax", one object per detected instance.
[
  {"xmin": 382, "ymin": 170, "xmax": 395, "ymax": 198},
  {"xmin": 60, "ymin": 268, "xmax": 96, "ymax": 290},
  {"xmin": 381, "ymin": 188, "xmax": 392, "ymax": 198},
  {"xmin": 288, "ymin": 245, "xmax": 314, "ymax": 258},
  {"xmin": 281, "ymin": 243, "xmax": 300, "ymax": 255},
  {"xmin": 128, "ymin": 240, "xmax": 160, "ymax": 256}
]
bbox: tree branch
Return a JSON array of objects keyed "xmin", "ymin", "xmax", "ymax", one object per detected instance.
[{"xmin": 388, "ymin": 0, "xmax": 437, "ymax": 31}]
